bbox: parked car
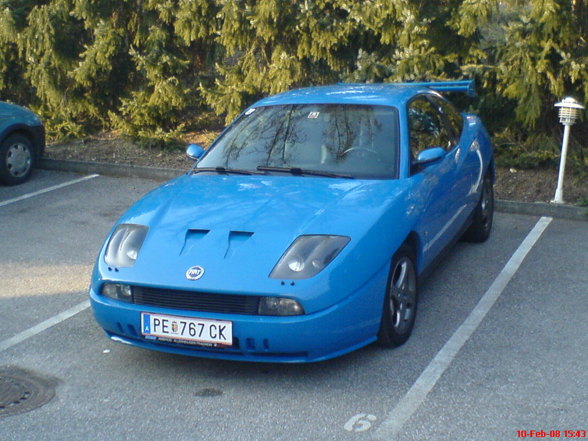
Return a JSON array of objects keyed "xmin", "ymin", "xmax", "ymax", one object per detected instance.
[
  {"xmin": 90, "ymin": 80, "xmax": 494, "ymax": 363},
  {"xmin": 0, "ymin": 101, "xmax": 45, "ymax": 185}
]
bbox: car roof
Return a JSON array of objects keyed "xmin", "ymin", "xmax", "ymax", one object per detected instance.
[{"xmin": 253, "ymin": 83, "xmax": 434, "ymax": 108}]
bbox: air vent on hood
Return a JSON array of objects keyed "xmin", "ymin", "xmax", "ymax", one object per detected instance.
[
  {"xmin": 180, "ymin": 229, "xmax": 210, "ymax": 256},
  {"xmin": 224, "ymin": 231, "xmax": 254, "ymax": 258}
]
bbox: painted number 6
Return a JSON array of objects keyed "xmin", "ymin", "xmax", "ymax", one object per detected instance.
[{"xmin": 344, "ymin": 413, "xmax": 377, "ymax": 432}]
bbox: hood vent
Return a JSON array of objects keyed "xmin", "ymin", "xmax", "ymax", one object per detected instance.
[
  {"xmin": 180, "ymin": 229, "xmax": 210, "ymax": 256},
  {"xmin": 224, "ymin": 231, "xmax": 254, "ymax": 258},
  {"xmin": 180, "ymin": 229, "xmax": 253, "ymax": 258}
]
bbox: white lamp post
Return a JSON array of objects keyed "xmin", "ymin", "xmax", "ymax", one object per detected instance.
[{"xmin": 552, "ymin": 97, "xmax": 585, "ymax": 204}]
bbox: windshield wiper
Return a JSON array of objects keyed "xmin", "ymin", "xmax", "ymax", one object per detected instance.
[
  {"xmin": 192, "ymin": 166, "xmax": 258, "ymax": 175},
  {"xmin": 257, "ymin": 166, "xmax": 354, "ymax": 179}
]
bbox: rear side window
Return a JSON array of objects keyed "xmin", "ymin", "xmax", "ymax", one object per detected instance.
[
  {"xmin": 407, "ymin": 96, "xmax": 452, "ymax": 159},
  {"xmin": 429, "ymin": 95, "xmax": 463, "ymax": 145}
]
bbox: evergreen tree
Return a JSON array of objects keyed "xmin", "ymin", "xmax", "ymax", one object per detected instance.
[
  {"xmin": 0, "ymin": 0, "xmax": 219, "ymax": 141},
  {"xmin": 0, "ymin": 0, "xmax": 88, "ymax": 135},
  {"xmin": 71, "ymin": 0, "xmax": 219, "ymax": 143},
  {"xmin": 0, "ymin": 0, "xmax": 584, "ymax": 148},
  {"xmin": 203, "ymin": 0, "xmax": 487, "ymax": 121},
  {"xmin": 454, "ymin": 0, "xmax": 587, "ymax": 130}
]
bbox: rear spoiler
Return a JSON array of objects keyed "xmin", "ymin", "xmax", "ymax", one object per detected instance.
[
  {"xmin": 396, "ymin": 80, "xmax": 476, "ymax": 97},
  {"xmin": 341, "ymin": 80, "xmax": 477, "ymax": 97}
]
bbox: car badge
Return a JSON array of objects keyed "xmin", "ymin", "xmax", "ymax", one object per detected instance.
[{"xmin": 186, "ymin": 266, "xmax": 205, "ymax": 280}]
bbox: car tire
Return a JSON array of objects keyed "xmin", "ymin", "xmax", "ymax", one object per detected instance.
[
  {"xmin": 462, "ymin": 172, "xmax": 494, "ymax": 243},
  {"xmin": 378, "ymin": 244, "xmax": 418, "ymax": 348},
  {"xmin": 0, "ymin": 134, "xmax": 35, "ymax": 185}
]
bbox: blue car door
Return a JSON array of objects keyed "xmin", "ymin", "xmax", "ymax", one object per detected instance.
[
  {"xmin": 431, "ymin": 95, "xmax": 483, "ymax": 214},
  {"xmin": 406, "ymin": 95, "xmax": 475, "ymax": 269}
]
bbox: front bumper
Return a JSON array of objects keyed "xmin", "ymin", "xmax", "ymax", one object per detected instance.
[{"xmin": 89, "ymin": 265, "xmax": 388, "ymax": 363}]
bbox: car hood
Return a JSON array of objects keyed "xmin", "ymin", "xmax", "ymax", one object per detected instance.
[
  {"xmin": 100, "ymin": 174, "xmax": 412, "ymax": 312},
  {"xmin": 0, "ymin": 101, "xmax": 42, "ymax": 131},
  {"xmin": 0, "ymin": 101, "xmax": 36, "ymax": 119},
  {"xmin": 128, "ymin": 174, "xmax": 391, "ymax": 232}
]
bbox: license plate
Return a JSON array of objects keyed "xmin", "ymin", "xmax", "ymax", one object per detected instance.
[{"xmin": 141, "ymin": 313, "xmax": 233, "ymax": 347}]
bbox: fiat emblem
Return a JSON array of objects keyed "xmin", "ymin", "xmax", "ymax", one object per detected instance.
[{"xmin": 186, "ymin": 266, "xmax": 205, "ymax": 280}]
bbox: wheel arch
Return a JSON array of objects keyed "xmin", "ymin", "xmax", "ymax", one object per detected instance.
[
  {"xmin": 0, "ymin": 125, "xmax": 44, "ymax": 164},
  {"xmin": 1, "ymin": 126, "xmax": 33, "ymax": 144},
  {"xmin": 401, "ymin": 231, "xmax": 422, "ymax": 273},
  {"xmin": 486, "ymin": 158, "xmax": 495, "ymax": 184}
]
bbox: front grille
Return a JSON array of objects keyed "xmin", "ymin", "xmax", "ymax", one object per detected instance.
[{"xmin": 132, "ymin": 286, "xmax": 260, "ymax": 315}]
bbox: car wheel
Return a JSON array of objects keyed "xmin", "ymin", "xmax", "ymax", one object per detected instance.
[
  {"xmin": 378, "ymin": 244, "xmax": 418, "ymax": 347},
  {"xmin": 0, "ymin": 134, "xmax": 35, "ymax": 185},
  {"xmin": 462, "ymin": 172, "xmax": 494, "ymax": 243}
]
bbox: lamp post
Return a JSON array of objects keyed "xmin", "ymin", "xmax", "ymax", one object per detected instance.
[{"xmin": 552, "ymin": 97, "xmax": 585, "ymax": 204}]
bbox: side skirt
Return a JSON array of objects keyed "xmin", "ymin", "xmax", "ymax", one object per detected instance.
[{"xmin": 417, "ymin": 207, "xmax": 475, "ymax": 283}]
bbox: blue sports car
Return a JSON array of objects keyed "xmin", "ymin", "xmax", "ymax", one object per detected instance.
[{"xmin": 90, "ymin": 80, "xmax": 494, "ymax": 363}]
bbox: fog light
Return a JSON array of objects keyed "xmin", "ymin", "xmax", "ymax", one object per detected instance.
[
  {"xmin": 102, "ymin": 283, "xmax": 133, "ymax": 302},
  {"xmin": 258, "ymin": 297, "xmax": 304, "ymax": 316}
]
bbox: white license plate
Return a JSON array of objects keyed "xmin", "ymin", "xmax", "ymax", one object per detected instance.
[{"xmin": 141, "ymin": 313, "xmax": 233, "ymax": 347}]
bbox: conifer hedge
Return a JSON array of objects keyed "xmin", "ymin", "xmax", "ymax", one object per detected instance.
[{"xmin": 0, "ymin": 0, "xmax": 586, "ymax": 151}]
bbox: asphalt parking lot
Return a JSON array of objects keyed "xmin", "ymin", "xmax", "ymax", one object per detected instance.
[{"xmin": 0, "ymin": 169, "xmax": 586, "ymax": 441}]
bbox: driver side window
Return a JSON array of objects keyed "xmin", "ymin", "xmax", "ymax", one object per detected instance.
[{"xmin": 408, "ymin": 96, "xmax": 452, "ymax": 164}]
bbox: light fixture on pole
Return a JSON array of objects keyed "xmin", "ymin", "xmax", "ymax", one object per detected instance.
[{"xmin": 552, "ymin": 97, "xmax": 584, "ymax": 204}]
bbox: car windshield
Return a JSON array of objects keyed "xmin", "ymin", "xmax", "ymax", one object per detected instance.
[{"xmin": 197, "ymin": 104, "xmax": 400, "ymax": 179}]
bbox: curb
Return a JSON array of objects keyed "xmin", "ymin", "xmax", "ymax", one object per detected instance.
[
  {"xmin": 40, "ymin": 158, "xmax": 588, "ymax": 222},
  {"xmin": 40, "ymin": 158, "xmax": 185, "ymax": 181},
  {"xmin": 495, "ymin": 200, "xmax": 587, "ymax": 221}
]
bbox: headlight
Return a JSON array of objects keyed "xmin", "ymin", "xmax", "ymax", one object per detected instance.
[
  {"xmin": 258, "ymin": 297, "xmax": 304, "ymax": 316},
  {"xmin": 104, "ymin": 224, "xmax": 148, "ymax": 268},
  {"xmin": 270, "ymin": 235, "xmax": 350, "ymax": 280}
]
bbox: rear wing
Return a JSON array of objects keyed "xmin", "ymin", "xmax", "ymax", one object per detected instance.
[{"xmin": 396, "ymin": 80, "xmax": 476, "ymax": 97}]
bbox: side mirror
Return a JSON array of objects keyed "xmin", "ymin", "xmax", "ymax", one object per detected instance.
[
  {"xmin": 186, "ymin": 144, "xmax": 205, "ymax": 161},
  {"xmin": 415, "ymin": 147, "xmax": 446, "ymax": 167}
]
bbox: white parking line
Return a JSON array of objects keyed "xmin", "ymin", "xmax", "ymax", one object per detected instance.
[
  {"xmin": 0, "ymin": 174, "xmax": 100, "ymax": 208},
  {"xmin": 0, "ymin": 300, "xmax": 90, "ymax": 353},
  {"xmin": 373, "ymin": 216, "xmax": 553, "ymax": 441}
]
